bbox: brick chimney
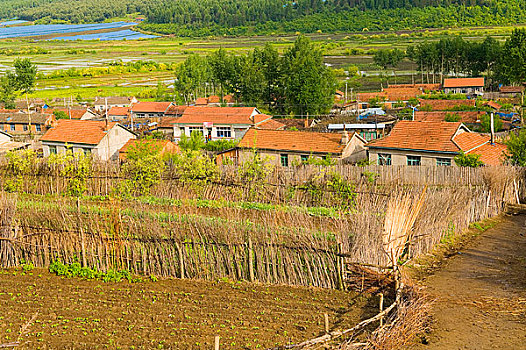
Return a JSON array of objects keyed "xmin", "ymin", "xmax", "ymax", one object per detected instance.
[{"xmin": 341, "ymin": 131, "xmax": 349, "ymax": 145}]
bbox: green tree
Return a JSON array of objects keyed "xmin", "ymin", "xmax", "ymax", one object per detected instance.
[
  {"xmin": 120, "ymin": 140, "xmax": 165, "ymax": 196},
  {"xmin": 281, "ymin": 36, "xmax": 336, "ymax": 115},
  {"xmin": 505, "ymin": 129, "xmax": 526, "ymax": 166},
  {"xmin": 497, "ymin": 28, "xmax": 526, "ymax": 84},
  {"xmin": 178, "ymin": 131, "xmax": 205, "ymax": 151},
  {"xmin": 454, "ymin": 151, "xmax": 484, "ymax": 167},
  {"xmin": 480, "ymin": 114, "xmax": 503, "ymax": 133},
  {"xmin": 175, "ymin": 54, "xmax": 209, "ymax": 103}
]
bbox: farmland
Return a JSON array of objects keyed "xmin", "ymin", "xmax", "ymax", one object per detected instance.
[
  {"xmin": 0, "ymin": 268, "xmax": 374, "ymax": 349},
  {"xmin": 0, "ymin": 24, "xmax": 523, "ymax": 99}
]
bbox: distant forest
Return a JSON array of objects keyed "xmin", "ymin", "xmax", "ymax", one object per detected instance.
[{"xmin": 2, "ymin": 0, "xmax": 526, "ymax": 36}]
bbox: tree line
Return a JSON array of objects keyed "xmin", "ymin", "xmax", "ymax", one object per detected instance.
[
  {"xmin": 3, "ymin": 0, "xmax": 526, "ymax": 37},
  {"xmin": 375, "ymin": 29, "xmax": 526, "ymax": 87},
  {"xmin": 175, "ymin": 36, "xmax": 336, "ymax": 116}
]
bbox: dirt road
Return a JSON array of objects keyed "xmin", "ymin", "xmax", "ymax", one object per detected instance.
[{"xmin": 417, "ymin": 214, "xmax": 526, "ymax": 350}]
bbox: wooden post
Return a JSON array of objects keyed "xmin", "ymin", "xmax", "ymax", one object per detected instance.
[
  {"xmin": 248, "ymin": 236, "xmax": 254, "ymax": 282},
  {"xmin": 324, "ymin": 313, "xmax": 329, "ymax": 334},
  {"xmin": 379, "ymin": 293, "xmax": 384, "ymax": 327},
  {"xmin": 176, "ymin": 242, "xmax": 184, "ymax": 279},
  {"xmin": 337, "ymin": 242, "xmax": 344, "ymax": 290},
  {"xmin": 214, "ymin": 335, "xmax": 220, "ymax": 350},
  {"xmin": 77, "ymin": 197, "xmax": 87, "ymax": 267}
]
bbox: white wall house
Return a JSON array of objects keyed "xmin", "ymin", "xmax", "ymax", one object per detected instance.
[
  {"xmin": 40, "ymin": 120, "xmax": 136, "ymax": 161},
  {"xmin": 172, "ymin": 106, "xmax": 272, "ymax": 141}
]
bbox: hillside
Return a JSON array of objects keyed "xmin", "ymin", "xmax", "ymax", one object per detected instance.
[{"xmin": 1, "ymin": 0, "xmax": 526, "ymax": 36}]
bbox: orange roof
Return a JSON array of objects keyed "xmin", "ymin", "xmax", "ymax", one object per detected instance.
[
  {"xmin": 368, "ymin": 120, "xmax": 508, "ymax": 164},
  {"xmin": 175, "ymin": 107, "xmax": 268, "ymax": 125},
  {"xmin": 195, "ymin": 98, "xmax": 208, "ymax": 106},
  {"xmin": 131, "ymin": 102, "xmax": 171, "ymax": 113},
  {"xmin": 207, "ymin": 95, "xmax": 220, "ymax": 103},
  {"xmin": 358, "ymin": 92, "xmax": 387, "ymax": 101},
  {"xmin": 414, "ymin": 111, "xmax": 484, "ymax": 124},
  {"xmin": 485, "ymin": 101, "xmax": 501, "ymax": 110},
  {"xmin": 41, "ymin": 120, "xmax": 117, "ymax": 145},
  {"xmin": 45, "ymin": 108, "xmax": 89, "ymax": 119},
  {"xmin": 239, "ymin": 129, "xmax": 351, "ymax": 154},
  {"xmin": 223, "ymin": 94, "xmax": 235, "ymax": 104},
  {"xmin": 368, "ymin": 121, "xmax": 463, "ymax": 153},
  {"xmin": 158, "ymin": 116, "xmax": 179, "ymax": 128},
  {"xmin": 0, "ymin": 109, "xmax": 21, "ymax": 114},
  {"xmin": 165, "ymin": 105, "xmax": 187, "ymax": 115},
  {"xmin": 108, "ymin": 107, "xmax": 130, "ymax": 116},
  {"xmin": 453, "ymin": 132, "xmax": 490, "ymax": 151},
  {"xmin": 500, "ymin": 86, "xmax": 524, "ymax": 93},
  {"xmin": 443, "ymin": 77, "xmax": 484, "ymax": 88},
  {"xmin": 418, "ymin": 99, "xmax": 476, "ymax": 111},
  {"xmin": 467, "ymin": 142, "xmax": 507, "ymax": 166},
  {"xmin": 358, "ymin": 88, "xmax": 420, "ymax": 102},
  {"xmin": 256, "ymin": 118, "xmax": 286, "ymax": 130},
  {"xmin": 388, "ymin": 83, "xmax": 441, "ymax": 91}
]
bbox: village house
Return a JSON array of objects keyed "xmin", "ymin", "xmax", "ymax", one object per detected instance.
[
  {"xmin": 94, "ymin": 96, "xmax": 134, "ymax": 112},
  {"xmin": 0, "ymin": 112, "xmax": 56, "ymax": 136},
  {"xmin": 40, "ymin": 120, "xmax": 136, "ymax": 161},
  {"xmin": 130, "ymin": 101, "xmax": 173, "ymax": 119},
  {"xmin": 367, "ymin": 121, "xmax": 507, "ymax": 166},
  {"xmin": 172, "ymin": 107, "xmax": 275, "ymax": 141},
  {"xmin": 107, "ymin": 107, "xmax": 130, "ymax": 121},
  {"xmin": 442, "ymin": 77, "xmax": 485, "ymax": 95},
  {"xmin": 498, "ymin": 85, "xmax": 524, "ymax": 98},
  {"xmin": 194, "ymin": 95, "xmax": 236, "ymax": 107},
  {"xmin": 327, "ymin": 122, "xmax": 396, "ymax": 141},
  {"xmin": 118, "ymin": 139, "xmax": 179, "ymax": 161},
  {"xmin": 218, "ymin": 129, "xmax": 367, "ymax": 166},
  {"xmin": 0, "ymin": 130, "xmax": 29, "ymax": 155}
]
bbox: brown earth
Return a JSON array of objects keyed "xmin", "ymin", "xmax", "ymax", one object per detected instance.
[
  {"xmin": 415, "ymin": 214, "xmax": 526, "ymax": 350},
  {"xmin": 0, "ymin": 271, "xmax": 376, "ymax": 349}
]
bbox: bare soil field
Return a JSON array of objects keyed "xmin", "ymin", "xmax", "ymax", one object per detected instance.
[
  {"xmin": 416, "ymin": 214, "xmax": 526, "ymax": 349},
  {"xmin": 0, "ymin": 270, "xmax": 376, "ymax": 349}
]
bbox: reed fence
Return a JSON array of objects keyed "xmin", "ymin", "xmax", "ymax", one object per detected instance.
[{"xmin": 0, "ymin": 165, "xmax": 523, "ymax": 289}]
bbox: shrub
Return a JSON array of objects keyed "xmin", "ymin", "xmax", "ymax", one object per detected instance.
[
  {"xmin": 454, "ymin": 151, "xmax": 484, "ymax": 167},
  {"xmin": 48, "ymin": 149, "xmax": 92, "ymax": 196}
]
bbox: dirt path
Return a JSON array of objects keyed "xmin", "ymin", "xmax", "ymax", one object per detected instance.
[{"xmin": 416, "ymin": 214, "xmax": 526, "ymax": 349}]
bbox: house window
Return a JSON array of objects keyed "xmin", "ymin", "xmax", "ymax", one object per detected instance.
[
  {"xmin": 436, "ymin": 158, "xmax": 451, "ymax": 166},
  {"xmin": 216, "ymin": 127, "xmax": 232, "ymax": 138},
  {"xmin": 10, "ymin": 124, "xmax": 15, "ymax": 131},
  {"xmin": 378, "ymin": 153, "xmax": 391, "ymax": 165},
  {"xmin": 23, "ymin": 125, "xmax": 28, "ymax": 131},
  {"xmin": 280, "ymin": 154, "xmax": 289, "ymax": 167},
  {"xmin": 49, "ymin": 146, "xmax": 57, "ymax": 155},
  {"xmin": 407, "ymin": 155, "xmax": 421, "ymax": 166},
  {"xmin": 188, "ymin": 127, "xmax": 203, "ymax": 136},
  {"xmin": 301, "ymin": 155, "xmax": 309, "ymax": 163},
  {"xmin": 35, "ymin": 124, "xmax": 41, "ymax": 132}
]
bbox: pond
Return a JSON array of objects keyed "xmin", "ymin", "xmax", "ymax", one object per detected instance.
[
  {"xmin": 0, "ymin": 21, "xmax": 157, "ymax": 40},
  {"xmin": 52, "ymin": 29, "xmax": 158, "ymax": 41}
]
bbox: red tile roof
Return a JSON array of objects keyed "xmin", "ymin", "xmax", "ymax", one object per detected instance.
[
  {"xmin": 108, "ymin": 107, "xmax": 130, "ymax": 116},
  {"xmin": 158, "ymin": 116, "xmax": 179, "ymax": 128},
  {"xmin": 175, "ymin": 107, "xmax": 268, "ymax": 125},
  {"xmin": 368, "ymin": 121, "xmax": 462, "ymax": 153},
  {"xmin": 195, "ymin": 98, "xmax": 208, "ymax": 106},
  {"xmin": 45, "ymin": 108, "xmax": 90, "ymax": 119},
  {"xmin": 165, "ymin": 105, "xmax": 187, "ymax": 116},
  {"xmin": 239, "ymin": 129, "xmax": 352, "ymax": 154},
  {"xmin": 41, "ymin": 120, "xmax": 117, "ymax": 145},
  {"xmin": 443, "ymin": 77, "xmax": 484, "ymax": 88},
  {"xmin": 256, "ymin": 118, "xmax": 286, "ymax": 130},
  {"xmin": 485, "ymin": 101, "xmax": 502, "ymax": 110},
  {"xmin": 467, "ymin": 142, "xmax": 507, "ymax": 166},
  {"xmin": 418, "ymin": 99, "xmax": 476, "ymax": 110},
  {"xmin": 500, "ymin": 86, "xmax": 524, "ymax": 93},
  {"xmin": 368, "ymin": 120, "xmax": 507, "ymax": 165},
  {"xmin": 207, "ymin": 95, "xmax": 220, "ymax": 104},
  {"xmin": 388, "ymin": 83, "xmax": 441, "ymax": 91},
  {"xmin": 131, "ymin": 102, "xmax": 171, "ymax": 113},
  {"xmin": 414, "ymin": 111, "xmax": 484, "ymax": 124}
]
